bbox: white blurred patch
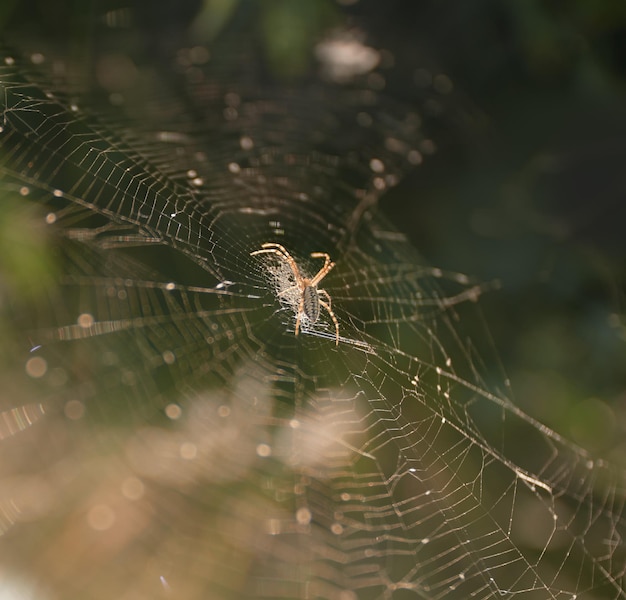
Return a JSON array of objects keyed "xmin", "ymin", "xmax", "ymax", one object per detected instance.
[
  {"xmin": 315, "ymin": 33, "xmax": 380, "ymax": 82},
  {"xmin": 0, "ymin": 574, "xmax": 46, "ymax": 600}
]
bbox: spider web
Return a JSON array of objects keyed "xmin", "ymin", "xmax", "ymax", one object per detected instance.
[{"xmin": 0, "ymin": 6, "xmax": 625, "ymax": 600}]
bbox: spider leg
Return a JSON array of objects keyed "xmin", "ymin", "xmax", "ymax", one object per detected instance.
[
  {"xmin": 250, "ymin": 244, "xmax": 301, "ymax": 281},
  {"xmin": 295, "ymin": 314, "xmax": 302, "ymax": 337},
  {"xmin": 309, "ymin": 252, "xmax": 335, "ymax": 286},
  {"xmin": 317, "ymin": 289, "xmax": 332, "ymax": 312},
  {"xmin": 310, "ymin": 252, "xmax": 331, "ymax": 270},
  {"xmin": 256, "ymin": 243, "xmax": 295, "ymax": 265},
  {"xmin": 249, "ymin": 248, "xmax": 289, "ymax": 260},
  {"xmin": 259, "ymin": 242, "xmax": 291, "ymax": 254},
  {"xmin": 295, "ymin": 297, "xmax": 304, "ymax": 337},
  {"xmin": 318, "ymin": 299, "xmax": 339, "ymax": 346}
]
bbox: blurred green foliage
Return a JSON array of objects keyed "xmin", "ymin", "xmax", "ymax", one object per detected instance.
[
  {"xmin": 0, "ymin": 191, "xmax": 58, "ymax": 301},
  {"xmin": 258, "ymin": 0, "xmax": 338, "ymax": 77}
]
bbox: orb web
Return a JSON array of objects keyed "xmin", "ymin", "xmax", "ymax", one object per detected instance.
[{"xmin": 0, "ymin": 13, "xmax": 625, "ymax": 600}]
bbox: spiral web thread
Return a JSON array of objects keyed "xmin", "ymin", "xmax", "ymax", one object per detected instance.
[{"xmin": 0, "ymin": 34, "xmax": 624, "ymax": 600}]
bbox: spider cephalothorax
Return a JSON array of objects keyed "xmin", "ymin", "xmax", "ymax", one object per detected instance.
[{"xmin": 251, "ymin": 243, "xmax": 339, "ymax": 345}]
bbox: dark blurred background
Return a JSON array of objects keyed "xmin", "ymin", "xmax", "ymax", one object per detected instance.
[{"xmin": 2, "ymin": 0, "xmax": 625, "ymax": 459}]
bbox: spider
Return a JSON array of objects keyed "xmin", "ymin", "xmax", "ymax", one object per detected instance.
[{"xmin": 251, "ymin": 242, "xmax": 340, "ymax": 345}]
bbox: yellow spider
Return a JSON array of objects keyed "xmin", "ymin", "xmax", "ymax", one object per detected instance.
[{"xmin": 251, "ymin": 243, "xmax": 339, "ymax": 345}]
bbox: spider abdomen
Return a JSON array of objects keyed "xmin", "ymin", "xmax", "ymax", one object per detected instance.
[{"xmin": 302, "ymin": 285, "xmax": 320, "ymax": 323}]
